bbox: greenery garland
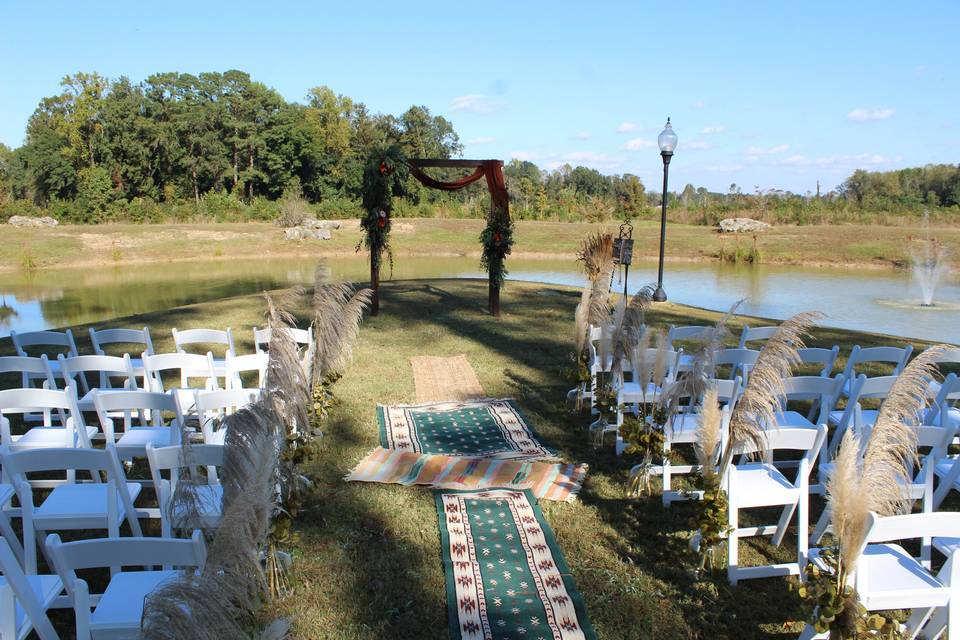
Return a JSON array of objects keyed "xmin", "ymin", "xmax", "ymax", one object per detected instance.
[
  {"xmin": 480, "ymin": 208, "xmax": 514, "ymax": 288},
  {"xmin": 358, "ymin": 145, "xmax": 406, "ymax": 275}
]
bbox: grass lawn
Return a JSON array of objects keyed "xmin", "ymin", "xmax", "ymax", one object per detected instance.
[
  {"xmin": 0, "ymin": 278, "xmax": 940, "ymax": 639},
  {"xmin": 4, "ymin": 218, "xmax": 960, "ymax": 273}
]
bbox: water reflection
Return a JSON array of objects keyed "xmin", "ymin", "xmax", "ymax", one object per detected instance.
[{"xmin": 0, "ymin": 256, "xmax": 957, "ymax": 343}]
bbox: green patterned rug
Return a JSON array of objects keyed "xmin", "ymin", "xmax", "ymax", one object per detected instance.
[
  {"xmin": 436, "ymin": 488, "xmax": 596, "ymax": 640},
  {"xmin": 377, "ymin": 399, "xmax": 557, "ymax": 460}
]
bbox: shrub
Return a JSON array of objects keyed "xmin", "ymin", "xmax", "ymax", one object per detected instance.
[{"xmin": 0, "ymin": 199, "xmax": 45, "ymax": 222}]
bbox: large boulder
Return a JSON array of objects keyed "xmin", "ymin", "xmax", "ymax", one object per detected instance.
[
  {"xmin": 301, "ymin": 218, "xmax": 341, "ymax": 231},
  {"xmin": 717, "ymin": 217, "xmax": 771, "ymax": 233},
  {"xmin": 284, "ymin": 226, "xmax": 331, "ymax": 241},
  {"xmin": 7, "ymin": 215, "xmax": 59, "ymax": 227}
]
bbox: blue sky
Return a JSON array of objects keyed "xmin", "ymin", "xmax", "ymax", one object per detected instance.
[{"xmin": 1, "ymin": 1, "xmax": 957, "ymax": 193}]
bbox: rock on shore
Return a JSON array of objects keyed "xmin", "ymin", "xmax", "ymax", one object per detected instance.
[
  {"xmin": 7, "ymin": 215, "xmax": 59, "ymax": 227},
  {"xmin": 716, "ymin": 218, "xmax": 771, "ymax": 233}
]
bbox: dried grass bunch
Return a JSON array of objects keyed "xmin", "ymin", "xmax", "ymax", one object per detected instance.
[{"xmin": 310, "ymin": 265, "xmax": 373, "ymax": 386}]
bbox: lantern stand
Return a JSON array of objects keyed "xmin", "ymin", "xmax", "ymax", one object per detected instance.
[{"xmin": 613, "ymin": 220, "xmax": 634, "ymax": 299}]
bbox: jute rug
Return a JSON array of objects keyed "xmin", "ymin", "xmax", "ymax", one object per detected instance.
[
  {"xmin": 437, "ymin": 488, "xmax": 596, "ymax": 640},
  {"xmin": 410, "ymin": 355, "xmax": 485, "ymax": 403},
  {"xmin": 377, "ymin": 399, "xmax": 557, "ymax": 460},
  {"xmin": 346, "ymin": 448, "xmax": 587, "ymax": 503}
]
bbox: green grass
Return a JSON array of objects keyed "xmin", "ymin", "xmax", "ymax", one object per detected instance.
[
  {"xmin": 3, "ymin": 218, "xmax": 960, "ymax": 273},
  {"xmin": 0, "ymin": 279, "xmax": 941, "ymax": 639}
]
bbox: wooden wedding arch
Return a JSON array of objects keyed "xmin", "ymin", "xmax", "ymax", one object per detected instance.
[{"xmin": 364, "ymin": 156, "xmax": 512, "ymax": 317}]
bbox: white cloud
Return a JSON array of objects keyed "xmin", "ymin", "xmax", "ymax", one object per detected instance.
[
  {"xmin": 621, "ymin": 137, "xmax": 656, "ymax": 151},
  {"xmin": 449, "ymin": 94, "xmax": 504, "ymax": 115},
  {"xmin": 574, "ymin": 131, "xmax": 591, "ymax": 140},
  {"xmin": 510, "ymin": 151, "xmax": 539, "ymax": 161},
  {"xmin": 685, "ymin": 140, "xmax": 711, "ymax": 150},
  {"xmin": 466, "ymin": 136, "xmax": 496, "ymax": 145},
  {"xmin": 745, "ymin": 143, "xmax": 789, "ymax": 157},
  {"xmin": 692, "ymin": 100, "xmax": 706, "ymax": 109},
  {"xmin": 847, "ymin": 107, "xmax": 894, "ymax": 122},
  {"xmin": 701, "ymin": 125, "xmax": 726, "ymax": 135},
  {"xmin": 616, "ymin": 121, "xmax": 638, "ymax": 133},
  {"xmin": 773, "ymin": 153, "xmax": 891, "ymax": 168}
]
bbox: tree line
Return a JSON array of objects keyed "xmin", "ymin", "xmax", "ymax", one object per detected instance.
[{"xmin": 0, "ymin": 69, "xmax": 957, "ymax": 225}]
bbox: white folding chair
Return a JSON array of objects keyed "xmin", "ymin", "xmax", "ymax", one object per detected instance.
[
  {"xmin": 4, "ymin": 445, "xmax": 142, "ymax": 575},
  {"xmin": 253, "ymin": 325, "xmax": 313, "ymax": 381},
  {"xmin": 812, "ymin": 421, "xmax": 955, "ymax": 545},
  {"xmin": 657, "ymin": 376, "xmax": 741, "ymax": 506},
  {"xmin": 194, "ymin": 388, "xmax": 261, "ymax": 444},
  {"xmin": 796, "ymin": 346, "xmax": 840, "ymax": 378},
  {"xmin": 714, "ymin": 347, "xmax": 760, "ymax": 382},
  {"xmin": 0, "ymin": 356, "xmax": 61, "ymax": 427},
  {"xmin": 0, "ymin": 538, "xmax": 60, "ymax": 640},
  {"xmin": 0, "ymin": 356, "xmax": 58, "ymax": 393},
  {"xmin": 142, "ymin": 351, "xmax": 219, "ymax": 413},
  {"xmin": 172, "ymin": 327, "xmax": 234, "ymax": 381},
  {"xmin": 224, "ymin": 352, "xmax": 268, "ymax": 391},
  {"xmin": 726, "ymin": 425, "xmax": 827, "ymax": 585},
  {"xmin": 0, "ymin": 385, "xmax": 94, "ymax": 452},
  {"xmin": 837, "ymin": 512, "xmax": 960, "ymax": 639},
  {"xmin": 840, "ymin": 344, "xmax": 913, "ymax": 398},
  {"xmin": 666, "ymin": 325, "xmax": 716, "ymax": 372},
  {"xmin": 46, "ymin": 530, "xmax": 206, "ymax": 640},
  {"xmin": 737, "ymin": 325, "xmax": 779, "ymax": 349},
  {"xmin": 146, "ymin": 443, "xmax": 224, "ymax": 536},
  {"xmin": 9, "ymin": 330, "xmax": 80, "ymax": 389},
  {"xmin": 58, "ymin": 354, "xmax": 138, "ymax": 411},
  {"xmin": 89, "ymin": 327, "xmax": 155, "ymax": 385},
  {"xmin": 611, "ymin": 347, "xmax": 680, "ymax": 453},
  {"xmin": 92, "ymin": 390, "xmax": 185, "ymax": 463}
]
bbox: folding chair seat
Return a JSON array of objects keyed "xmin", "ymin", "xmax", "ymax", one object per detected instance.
[
  {"xmin": 92, "ymin": 390, "xmax": 185, "ymax": 463},
  {"xmin": 46, "ymin": 531, "xmax": 206, "ymax": 640},
  {"xmin": 3, "ymin": 446, "xmax": 142, "ymax": 575}
]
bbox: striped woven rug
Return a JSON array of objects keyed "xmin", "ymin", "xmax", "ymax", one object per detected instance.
[{"xmin": 346, "ymin": 447, "xmax": 588, "ymax": 503}]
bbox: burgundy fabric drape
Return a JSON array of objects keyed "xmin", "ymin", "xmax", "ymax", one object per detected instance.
[{"xmin": 407, "ymin": 164, "xmax": 487, "ymax": 191}]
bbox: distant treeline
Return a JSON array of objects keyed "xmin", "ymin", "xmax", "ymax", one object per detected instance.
[{"xmin": 0, "ymin": 70, "xmax": 958, "ymax": 225}]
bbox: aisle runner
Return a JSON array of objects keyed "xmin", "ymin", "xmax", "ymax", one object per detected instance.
[
  {"xmin": 377, "ymin": 399, "xmax": 557, "ymax": 460},
  {"xmin": 437, "ymin": 489, "xmax": 596, "ymax": 640},
  {"xmin": 346, "ymin": 448, "xmax": 587, "ymax": 503},
  {"xmin": 411, "ymin": 355, "xmax": 486, "ymax": 403}
]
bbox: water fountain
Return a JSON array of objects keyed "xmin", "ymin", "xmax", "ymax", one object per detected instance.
[{"xmin": 910, "ymin": 236, "xmax": 949, "ymax": 307}]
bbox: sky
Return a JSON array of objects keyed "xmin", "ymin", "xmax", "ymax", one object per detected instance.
[{"xmin": 1, "ymin": 1, "xmax": 958, "ymax": 194}]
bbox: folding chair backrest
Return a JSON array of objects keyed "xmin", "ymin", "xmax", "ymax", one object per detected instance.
[
  {"xmin": 714, "ymin": 348, "xmax": 760, "ymax": 379},
  {"xmin": 0, "ymin": 355, "xmax": 57, "ymax": 391},
  {"xmin": 0, "ymin": 538, "xmax": 59, "ymax": 640},
  {"xmin": 45, "ymin": 530, "xmax": 206, "ymax": 599},
  {"xmin": 781, "ymin": 375, "xmax": 844, "ymax": 425},
  {"xmin": 253, "ymin": 326, "xmax": 312, "ymax": 353},
  {"xmin": 172, "ymin": 328, "xmax": 234, "ymax": 356},
  {"xmin": 9, "ymin": 330, "xmax": 79, "ymax": 359},
  {"xmin": 59, "ymin": 354, "xmax": 136, "ymax": 392},
  {"xmin": 93, "ymin": 389, "xmax": 183, "ymax": 432},
  {"xmin": 737, "ymin": 325, "xmax": 778, "ymax": 348},
  {"xmin": 2, "ymin": 445, "xmax": 118, "ymax": 484},
  {"xmin": 143, "ymin": 352, "xmax": 218, "ymax": 392},
  {"xmin": 146, "ymin": 443, "xmax": 224, "ymax": 492},
  {"xmin": 797, "ymin": 346, "xmax": 840, "ymax": 377},
  {"xmin": 843, "ymin": 344, "xmax": 913, "ymax": 381},
  {"xmin": 194, "ymin": 388, "xmax": 260, "ymax": 442},
  {"xmin": 856, "ymin": 374, "xmax": 899, "ymax": 400},
  {"xmin": 89, "ymin": 327, "xmax": 154, "ymax": 357},
  {"xmin": 733, "ymin": 425, "xmax": 827, "ymax": 458},
  {"xmin": 628, "ymin": 347, "xmax": 680, "ymax": 382},
  {"xmin": 925, "ymin": 373, "xmax": 960, "ymax": 426},
  {"xmin": 0, "ymin": 385, "xmax": 84, "ymax": 446},
  {"xmin": 225, "ymin": 352, "xmax": 268, "ymax": 390}
]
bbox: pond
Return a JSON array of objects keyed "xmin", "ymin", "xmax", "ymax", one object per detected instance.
[{"xmin": 0, "ymin": 256, "xmax": 957, "ymax": 343}]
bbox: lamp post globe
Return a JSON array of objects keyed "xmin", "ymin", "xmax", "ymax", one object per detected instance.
[{"xmin": 653, "ymin": 118, "xmax": 677, "ymax": 303}]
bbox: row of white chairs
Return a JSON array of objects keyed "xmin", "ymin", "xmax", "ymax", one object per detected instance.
[{"xmin": 0, "ymin": 437, "xmax": 227, "ymax": 638}]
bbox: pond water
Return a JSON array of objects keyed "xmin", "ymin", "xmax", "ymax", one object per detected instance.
[{"xmin": 0, "ymin": 256, "xmax": 957, "ymax": 343}]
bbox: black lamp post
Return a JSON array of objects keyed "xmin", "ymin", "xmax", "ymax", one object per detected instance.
[{"xmin": 653, "ymin": 117, "xmax": 677, "ymax": 302}]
